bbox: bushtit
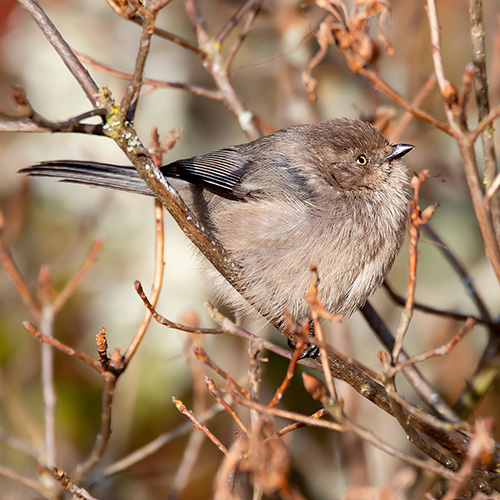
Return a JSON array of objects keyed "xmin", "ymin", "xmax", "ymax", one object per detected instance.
[{"xmin": 20, "ymin": 118, "xmax": 413, "ymax": 332}]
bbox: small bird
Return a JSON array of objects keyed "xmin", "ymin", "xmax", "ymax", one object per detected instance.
[{"xmin": 20, "ymin": 118, "xmax": 413, "ymax": 331}]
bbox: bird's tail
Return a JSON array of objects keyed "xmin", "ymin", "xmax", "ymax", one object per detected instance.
[{"xmin": 19, "ymin": 160, "xmax": 154, "ymax": 197}]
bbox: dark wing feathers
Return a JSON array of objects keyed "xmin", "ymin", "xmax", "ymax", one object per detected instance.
[{"xmin": 161, "ymin": 148, "xmax": 250, "ymax": 200}]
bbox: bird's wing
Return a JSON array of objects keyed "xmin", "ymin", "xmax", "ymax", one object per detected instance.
[{"xmin": 161, "ymin": 147, "xmax": 252, "ymax": 201}]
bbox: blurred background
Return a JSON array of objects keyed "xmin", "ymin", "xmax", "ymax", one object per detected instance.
[{"xmin": 0, "ymin": 0, "xmax": 499, "ymax": 498}]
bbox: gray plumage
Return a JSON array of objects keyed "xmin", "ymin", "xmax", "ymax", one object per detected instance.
[{"xmin": 20, "ymin": 118, "xmax": 413, "ymax": 327}]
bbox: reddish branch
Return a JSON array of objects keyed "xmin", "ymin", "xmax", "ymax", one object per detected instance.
[
  {"xmin": 0, "ymin": 209, "xmax": 40, "ymax": 320},
  {"xmin": 392, "ymin": 171, "xmax": 437, "ymax": 365},
  {"xmin": 172, "ymin": 397, "xmax": 228, "ymax": 455},
  {"xmin": 205, "ymin": 377, "xmax": 249, "ymax": 436}
]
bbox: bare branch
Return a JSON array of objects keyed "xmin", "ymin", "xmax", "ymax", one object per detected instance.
[
  {"xmin": 72, "ymin": 372, "xmax": 118, "ymax": 481},
  {"xmin": 469, "ymin": 0, "xmax": 500, "ymax": 244},
  {"xmin": 231, "ymin": 389, "xmax": 457, "ymax": 480},
  {"xmin": 122, "ymin": 201, "xmax": 165, "ymax": 366},
  {"xmin": 0, "ymin": 210, "xmax": 41, "ymax": 321},
  {"xmin": 22, "ymin": 322, "xmax": 104, "ymax": 375},
  {"xmin": 17, "ymin": 0, "xmax": 99, "ymax": 104},
  {"xmin": 173, "ymin": 396, "xmax": 228, "ymax": 455},
  {"xmin": 75, "ymin": 52, "xmax": 223, "ymax": 101},
  {"xmin": 52, "ymin": 467, "xmax": 99, "ymax": 500},
  {"xmin": 0, "ymin": 464, "xmax": 45, "ymax": 496},
  {"xmin": 53, "ymin": 237, "xmax": 103, "ymax": 314},
  {"xmin": 100, "ymin": 404, "xmax": 224, "ymax": 478}
]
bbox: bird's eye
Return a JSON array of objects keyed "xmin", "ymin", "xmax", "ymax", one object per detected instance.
[{"xmin": 356, "ymin": 155, "xmax": 368, "ymax": 166}]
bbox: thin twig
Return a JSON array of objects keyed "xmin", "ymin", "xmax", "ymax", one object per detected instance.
[
  {"xmin": 75, "ymin": 52, "xmax": 222, "ymax": 101},
  {"xmin": 53, "ymin": 237, "xmax": 103, "ymax": 314},
  {"xmin": 205, "ymin": 377, "xmax": 249, "ymax": 436},
  {"xmin": 392, "ymin": 172, "xmax": 430, "ymax": 365},
  {"xmin": 205, "ymin": 303, "xmax": 317, "ymax": 368},
  {"xmin": 381, "ymin": 353, "xmax": 460, "ymax": 471},
  {"xmin": 172, "ymin": 397, "xmax": 228, "ymax": 455},
  {"xmin": 135, "ymin": 281, "xmax": 225, "ymax": 334},
  {"xmin": 0, "ymin": 464, "xmax": 45, "ymax": 495},
  {"xmin": 268, "ymin": 338, "xmax": 305, "ymax": 408},
  {"xmin": 23, "ymin": 322, "xmax": 104, "ymax": 375},
  {"xmin": 122, "ymin": 201, "xmax": 165, "ymax": 366},
  {"xmin": 192, "ymin": 345, "xmax": 249, "ymax": 398},
  {"xmin": 470, "ymin": 104, "xmax": 500, "ymax": 142},
  {"xmin": 384, "ymin": 384, "xmax": 468, "ymax": 433},
  {"xmin": 120, "ymin": 8, "xmax": 155, "ymax": 115},
  {"xmin": 184, "ymin": 0, "xmax": 261, "ymax": 140},
  {"xmin": 383, "ymin": 281, "xmax": 496, "ymax": 327},
  {"xmin": 389, "ymin": 74, "xmax": 437, "ymax": 143},
  {"xmin": 52, "ymin": 467, "xmax": 99, "ymax": 500},
  {"xmin": 266, "ymin": 409, "xmax": 328, "ymax": 440},
  {"xmin": 1, "ymin": 92, "xmax": 105, "ymax": 134},
  {"xmin": 397, "ymin": 317, "xmax": 476, "ymax": 371},
  {"xmin": 168, "ymin": 327, "xmax": 209, "ymax": 500},
  {"xmin": 224, "ymin": 0, "xmax": 264, "ymax": 72},
  {"xmin": 306, "ymin": 265, "xmax": 338, "ymax": 403},
  {"xmin": 37, "ymin": 265, "xmax": 57, "ymax": 470},
  {"xmin": 16, "ymin": 0, "xmax": 99, "ymax": 104},
  {"xmin": 486, "ymin": 172, "xmax": 500, "ymax": 202},
  {"xmin": 168, "ymin": 430, "xmax": 205, "ymax": 500},
  {"xmin": 72, "ymin": 372, "xmax": 118, "ymax": 481},
  {"xmin": 0, "ymin": 209, "xmax": 41, "ymax": 320},
  {"xmin": 125, "ymin": 14, "xmax": 204, "ymax": 57},
  {"xmin": 216, "ymin": 0, "xmax": 259, "ymax": 43},
  {"xmin": 423, "ymin": 224, "xmax": 493, "ymax": 322},
  {"xmin": 100, "ymin": 404, "xmax": 224, "ymax": 478},
  {"xmin": 360, "ymin": 68, "xmax": 453, "ymax": 136}
]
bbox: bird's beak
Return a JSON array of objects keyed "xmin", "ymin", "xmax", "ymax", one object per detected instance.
[{"xmin": 385, "ymin": 144, "xmax": 414, "ymax": 163}]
